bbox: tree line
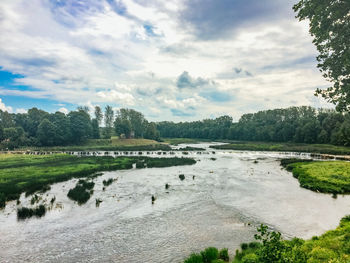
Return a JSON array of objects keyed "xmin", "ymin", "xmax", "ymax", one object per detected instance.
[
  {"xmin": 157, "ymin": 106, "xmax": 350, "ymax": 145},
  {"xmin": 0, "ymin": 106, "xmax": 160, "ymax": 149}
]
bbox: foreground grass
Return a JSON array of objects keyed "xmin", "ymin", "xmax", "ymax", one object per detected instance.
[
  {"xmin": 0, "ymin": 154, "xmax": 196, "ymax": 208},
  {"xmin": 184, "ymin": 216, "xmax": 350, "ymax": 263},
  {"xmin": 18, "ymin": 138, "xmax": 171, "ymax": 152},
  {"xmin": 210, "ymin": 141, "xmax": 350, "ymax": 155},
  {"xmin": 282, "ymin": 159, "xmax": 350, "ymax": 194}
]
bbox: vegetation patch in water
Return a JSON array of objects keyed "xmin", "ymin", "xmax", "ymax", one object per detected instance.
[
  {"xmin": 17, "ymin": 205, "xmax": 46, "ymax": 220},
  {"xmin": 67, "ymin": 179, "xmax": 95, "ymax": 204},
  {"xmin": 0, "ymin": 154, "xmax": 195, "ymax": 208},
  {"xmin": 281, "ymin": 159, "xmax": 350, "ymax": 194},
  {"xmin": 102, "ymin": 178, "xmax": 114, "ymax": 186}
]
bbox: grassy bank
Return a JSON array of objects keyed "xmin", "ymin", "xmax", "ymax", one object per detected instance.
[
  {"xmin": 162, "ymin": 138, "xmax": 205, "ymax": 145},
  {"xmin": 210, "ymin": 141, "xmax": 350, "ymax": 155},
  {"xmin": 184, "ymin": 216, "xmax": 350, "ymax": 263},
  {"xmin": 281, "ymin": 159, "xmax": 350, "ymax": 194},
  {"xmin": 18, "ymin": 138, "xmax": 171, "ymax": 152},
  {"xmin": 0, "ymin": 154, "xmax": 196, "ymax": 208}
]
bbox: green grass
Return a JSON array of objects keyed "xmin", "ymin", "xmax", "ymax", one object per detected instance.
[
  {"xmin": 282, "ymin": 159, "xmax": 350, "ymax": 194},
  {"xmin": 17, "ymin": 138, "xmax": 171, "ymax": 151},
  {"xmin": 210, "ymin": 141, "xmax": 350, "ymax": 155},
  {"xmin": 0, "ymin": 154, "xmax": 196, "ymax": 208}
]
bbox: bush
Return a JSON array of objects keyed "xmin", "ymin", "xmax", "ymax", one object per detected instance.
[
  {"xmin": 184, "ymin": 253, "xmax": 203, "ymax": 263},
  {"xmin": 103, "ymin": 178, "xmax": 114, "ymax": 186},
  {"xmin": 201, "ymin": 247, "xmax": 219, "ymax": 263},
  {"xmin": 219, "ymin": 248, "xmax": 229, "ymax": 261},
  {"xmin": 242, "ymin": 253, "xmax": 259, "ymax": 263},
  {"xmin": 17, "ymin": 205, "xmax": 46, "ymax": 220},
  {"xmin": 67, "ymin": 185, "xmax": 90, "ymax": 204},
  {"xmin": 241, "ymin": 243, "xmax": 249, "ymax": 250}
]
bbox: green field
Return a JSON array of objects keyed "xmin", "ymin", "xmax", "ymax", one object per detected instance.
[
  {"xmin": 18, "ymin": 138, "xmax": 171, "ymax": 152},
  {"xmin": 282, "ymin": 159, "xmax": 350, "ymax": 194},
  {"xmin": 210, "ymin": 141, "xmax": 350, "ymax": 155},
  {"xmin": 0, "ymin": 153, "xmax": 196, "ymax": 208}
]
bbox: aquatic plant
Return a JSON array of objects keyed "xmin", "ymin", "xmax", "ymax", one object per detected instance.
[
  {"xmin": 103, "ymin": 178, "xmax": 114, "ymax": 186},
  {"xmin": 165, "ymin": 183, "xmax": 169, "ymax": 189},
  {"xmin": 184, "ymin": 253, "xmax": 202, "ymax": 263},
  {"xmin": 17, "ymin": 205, "xmax": 46, "ymax": 220},
  {"xmin": 179, "ymin": 174, "xmax": 185, "ymax": 180},
  {"xmin": 95, "ymin": 198, "xmax": 102, "ymax": 207},
  {"xmin": 152, "ymin": 195, "xmax": 156, "ymax": 203}
]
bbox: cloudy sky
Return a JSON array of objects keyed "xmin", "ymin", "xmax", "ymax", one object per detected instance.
[{"xmin": 0, "ymin": 0, "xmax": 332, "ymax": 121}]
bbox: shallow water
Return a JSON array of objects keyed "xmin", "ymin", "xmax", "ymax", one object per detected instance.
[{"xmin": 1, "ymin": 143, "xmax": 350, "ymax": 262}]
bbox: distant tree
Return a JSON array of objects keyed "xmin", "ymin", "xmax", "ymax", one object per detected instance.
[
  {"xmin": 27, "ymin": 108, "xmax": 49, "ymax": 137},
  {"xmin": 68, "ymin": 110, "xmax": 92, "ymax": 143},
  {"xmin": 94, "ymin": 106, "xmax": 103, "ymax": 125},
  {"xmin": 104, "ymin": 105, "xmax": 114, "ymax": 139},
  {"xmin": 114, "ymin": 116, "xmax": 132, "ymax": 138},
  {"xmin": 91, "ymin": 118, "xmax": 100, "ymax": 139},
  {"xmin": 294, "ymin": 0, "xmax": 350, "ymax": 111},
  {"xmin": 49, "ymin": 112, "xmax": 71, "ymax": 145},
  {"xmin": 144, "ymin": 122, "xmax": 160, "ymax": 141},
  {"xmin": 77, "ymin": 106, "xmax": 90, "ymax": 114},
  {"xmin": 37, "ymin": 119, "xmax": 56, "ymax": 146},
  {"xmin": 0, "ymin": 110, "xmax": 14, "ymax": 128}
]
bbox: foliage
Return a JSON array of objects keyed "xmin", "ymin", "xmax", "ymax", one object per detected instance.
[
  {"xmin": 158, "ymin": 107, "xmax": 350, "ymax": 146},
  {"xmin": 218, "ymin": 248, "xmax": 229, "ymax": 261},
  {"xmin": 201, "ymin": 247, "xmax": 219, "ymax": 263},
  {"xmin": 17, "ymin": 205, "xmax": 46, "ymax": 220},
  {"xmin": 293, "ymin": 0, "xmax": 350, "ymax": 111},
  {"xmin": 282, "ymin": 160, "xmax": 350, "ymax": 194},
  {"xmin": 0, "ymin": 192, "xmax": 5, "ymax": 209},
  {"xmin": 67, "ymin": 179, "xmax": 95, "ymax": 204},
  {"xmin": 104, "ymin": 105, "xmax": 114, "ymax": 139}
]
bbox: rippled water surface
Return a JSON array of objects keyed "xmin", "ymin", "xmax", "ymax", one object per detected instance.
[{"xmin": 1, "ymin": 143, "xmax": 350, "ymax": 262}]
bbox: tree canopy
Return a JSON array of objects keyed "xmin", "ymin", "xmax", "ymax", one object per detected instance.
[{"xmin": 294, "ymin": 0, "xmax": 350, "ymax": 111}]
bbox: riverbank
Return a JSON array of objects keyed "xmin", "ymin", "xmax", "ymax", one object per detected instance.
[
  {"xmin": 210, "ymin": 141, "xmax": 350, "ymax": 155},
  {"xmin": 184, "ymin": 215, "xmax": 350, "ymax": 263},
  {"xmin": 0, "ymin": 154, "xmax": 196, "ymax": 208},
  {"xmin": 16, "ymin": 138, "xmax": 171, "ymax": 152},
  {"xmin": 281, "ymin": 159, "xmax": 350, "ymax": 195}
]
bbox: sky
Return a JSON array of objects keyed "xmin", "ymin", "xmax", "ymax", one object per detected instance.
[{"xmin": 0, "ymin": 0, "xmax": 333, "ymax": 121}]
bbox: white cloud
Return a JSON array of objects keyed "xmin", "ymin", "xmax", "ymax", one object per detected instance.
[
  {"xmin": 58, "ymin": 107, "xmax": 69, "ymax": 114},
  {"xmin": 0, "ymin": 98, "xmax": 13, "ymax": 112},
  {"xmin": 0, "ymin": 0, "xmax": 333, "ymax": 120}
]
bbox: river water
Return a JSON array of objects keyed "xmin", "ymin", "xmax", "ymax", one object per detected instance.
[{"xmin": 1, "ymin": 143, "xmax": 350, "ymax": 262}]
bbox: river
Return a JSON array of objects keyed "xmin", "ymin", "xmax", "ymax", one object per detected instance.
[{"xmin": 1, "ymin": 142, "xmax": 349, "ymax": 262}]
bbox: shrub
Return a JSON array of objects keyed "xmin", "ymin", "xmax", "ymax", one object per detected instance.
[
  {"xmin": 184, "ymin": 253, "xmax": 203, "ymax": 263},
  {"xmin": 67, "ymin": 185, "xmax": 91, "ymax": 204},
  {"xmin": 103, "ymin": 178, "xmax": 114, "ymax": 186},
  {"xmin": 241, "ymin": 253, "xmax": 259, "ymax": 263},
  {"xmin": 219, "ymin": 248, "xmax": 229, "ymax": 261},
  {"xmin": 17, "ymin": 205, "xmax": 46, "ymax": 220},
  {"xmin": 241, "ymin": 243, "xmax": 249, "ymax": 250},
  {"xmin": 201, "ymin": 247, "xmax": 219, "ymax": 263},
  {"xmin": 179, "ymin": 174, "xmax": 185, "ymax": 180}
]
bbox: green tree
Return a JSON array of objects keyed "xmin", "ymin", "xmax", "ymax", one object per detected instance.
[
  {"xmin": 91, "ymin": 118, "xmax": 100, "ymax": 139},
  {"xmin": 94, "ymin": 106, "xmax": 103, "ymax": 125},
  {"xmin": 68, "ymin": 110, "xmax": 92, "ymax": 143},
  {"xmin": 37, "ymin": 119, "xmax": 56, "ymax": 146},
  {"xmin": 294, "ymin": 0, "xmax": 350, "ymax": 111},
  {"xmin": 104, "ymin": 105, "xmax": 114, "ymax": 139}
]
